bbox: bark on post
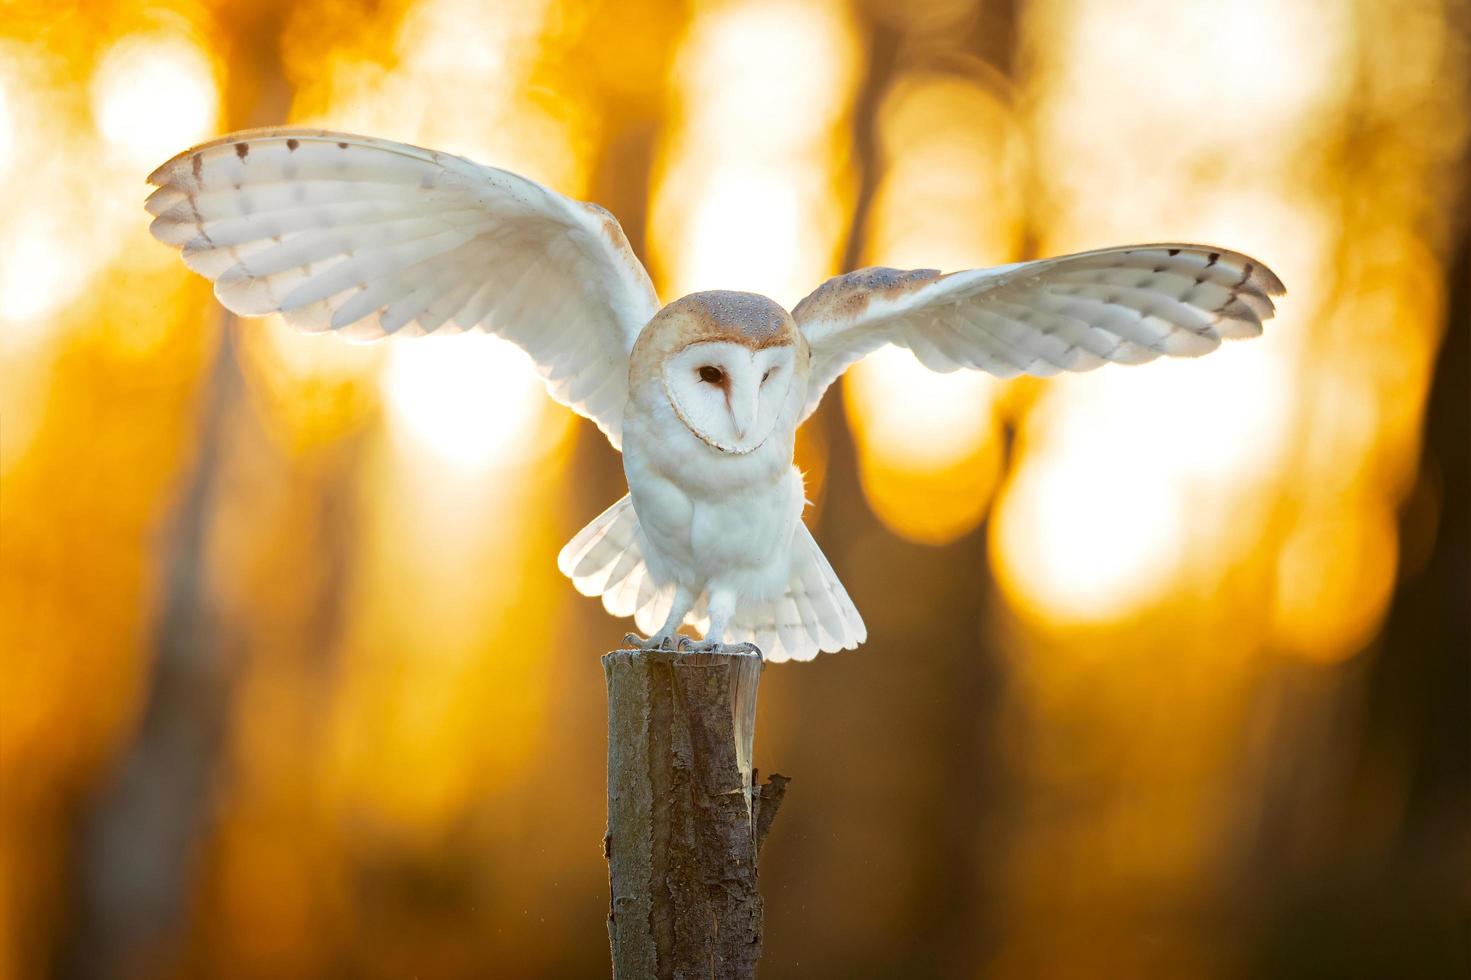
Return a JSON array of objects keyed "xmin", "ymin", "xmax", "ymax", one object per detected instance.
[{"xmin": 603, "ymin": 647, "xmax": 789, "ymax": 979}]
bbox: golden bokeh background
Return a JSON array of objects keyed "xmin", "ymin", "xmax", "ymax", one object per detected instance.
[{"xmin": 2, "ymin": 1, "xmax": 1467, "ymax": 977}]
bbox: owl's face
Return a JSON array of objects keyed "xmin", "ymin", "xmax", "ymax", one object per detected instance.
[
  {"xmin": 630, "ymin": 290, "xmax": 807, "ymax": 455},
  {"xmin": 661, "ymin": 340, "xmax": 796, "ymax": 455}
]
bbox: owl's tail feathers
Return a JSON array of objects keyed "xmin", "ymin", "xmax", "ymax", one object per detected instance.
[
  {"xmin": 559, "ymin": 498, "xmax": 865, "ymax": 661},
  {"xmin": 730, "ymin": 523, "xmax": 866, "ymax": 663},
  {"xmin": 557, "ymin": 494, "xmax": 674, "ymax": 636}
]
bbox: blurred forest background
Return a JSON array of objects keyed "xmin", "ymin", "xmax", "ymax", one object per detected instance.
[{"xmin": 2, "ymin": 0, "xmax": 1468, "ymax": 977}]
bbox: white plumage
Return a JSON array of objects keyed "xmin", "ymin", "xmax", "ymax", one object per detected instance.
[
  {"xmin": 147, "ymin": 129, "xmax": 655, "ymax": 445},
  {"xmin": 147, "ymin": 128, "xmax": 1284, "ymax": 662}
]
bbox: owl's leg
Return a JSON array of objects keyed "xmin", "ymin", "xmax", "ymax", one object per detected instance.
[
  {"xmin": 623, "ymin": 585, "xmax": 695, "ymax": 651},
  {"xmin": 677, "ymin": 590, "xmax": 758, "ymax": 655},
  {"xmin": 702, "ymin": 589, "xmax": 735, "ymax": 646}
]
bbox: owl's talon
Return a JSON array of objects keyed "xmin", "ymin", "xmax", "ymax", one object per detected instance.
[
  {"xmin": 673, "ymin": 639, "xmax": 762, "ymax": 657},
  {"xmin": 623, "ymin": 632, "xmax": 677, "ymax": 651}
]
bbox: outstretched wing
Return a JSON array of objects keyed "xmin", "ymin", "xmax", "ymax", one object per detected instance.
[
  {"xmin": 146, "ymin": 128, "xmax": 660, "ymax": 448},
  {"xmin": 793, "ymin": 244, "xmax": 1284, "ymax": 421}
]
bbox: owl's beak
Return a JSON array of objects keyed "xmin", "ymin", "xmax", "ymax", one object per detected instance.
[{"xmin": 731, "ymin": 383, "xmax": 758, "ymax": 443}]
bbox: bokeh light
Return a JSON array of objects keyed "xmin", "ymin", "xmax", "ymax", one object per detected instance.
[
  {"xmin": 992, "ymin": 411, "xmax": 1189, "ymax": 623},
  {"xmin": 843, "ymin": 71, "xmax": 1023, "ymax": 543},
  {"xmin": 382, "ymin": 334, "xmax": 549, "ymax": 471},
  {"xmin": 992, "ymin": 340, "xmax": 1296, "ymax": 624},
  {"xmin": 0, "ymin": 215, "xmax": 80, "ymax": 325},
  {"xmin": 650, "ymin": 0, "xmax": 859, "ymax": 306},
  {"xmin": 0, "ymin": 73, "xmax": 13, "ymax": 179},
  {"xmin": 1273, "ymin": 498, "xmax": 1401, "ymax": 662},
  {"xmin": 844, "ymin": 346, "xmax": 1004, "ymax": 544},
  {"xmin": 90, "ymin": 32, "xmax": 219, "ymax": 170}
]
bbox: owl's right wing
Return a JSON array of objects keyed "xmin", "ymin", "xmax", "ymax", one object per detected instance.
[
  {"xmin": 793, "ymin": 244, "xmax": 1284, "ymax": 423},
  {"xmin": 146, "ymin": 128, "xmax": 660, "ymax": 449}
]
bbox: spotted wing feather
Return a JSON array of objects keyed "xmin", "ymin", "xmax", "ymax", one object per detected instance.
[
  {"xmin": 793, "ymin": 244, "xmax": 1285, "ymax": 421},
  {"xmin": 146, "ymin": 128, "xmax": 660, "ymax": 448}
]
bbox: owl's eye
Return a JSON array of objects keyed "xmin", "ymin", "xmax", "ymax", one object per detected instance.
[
  {"xmin": 761, "ymin": 368, "xmax": 774, "ymax": 383},
  {"xmin": 698, "ymin": 366, "xmax": 724, "ymax": 384}
]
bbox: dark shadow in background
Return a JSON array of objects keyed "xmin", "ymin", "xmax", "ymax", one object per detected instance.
[{"xmin": 1250, "ymin": 214, "xmax": 1470, "ymax": 978}]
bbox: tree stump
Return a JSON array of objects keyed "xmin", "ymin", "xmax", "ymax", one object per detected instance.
[{"xmin": 603, "ymin": 647, "xmax": 789, "ymax": 979}]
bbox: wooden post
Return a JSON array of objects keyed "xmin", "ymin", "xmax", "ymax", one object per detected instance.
[{"xmin": 603, "ymin": 648, "xmax": 789, "ymax": 979}]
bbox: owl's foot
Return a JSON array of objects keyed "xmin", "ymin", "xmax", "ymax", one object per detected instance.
[
  {"xmin": 623, "ymin": 632, "xmax": 678, "ymax": 651},
  {"xmin": 676, "ymin": 637, "xmax": 762, "ymax": 657}
]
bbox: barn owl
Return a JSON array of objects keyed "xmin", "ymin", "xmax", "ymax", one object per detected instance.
[{"xmin": 146, "ymin": 129, "xmax": 1284, "ymax": 662}]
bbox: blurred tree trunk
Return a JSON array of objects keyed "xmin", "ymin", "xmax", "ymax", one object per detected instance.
[
  {"xmin": 603, "ymin": 648, "xmax": 787, "ymax": 979},
  {"xmin": 808, "ymin": 1, "xmax": 1023, "ymax": 974},
  {"xmin": 64, "ymin": 325, "xmax": 242, "ymax": 980},
  {"xmin": 64, "ymin": 9, "xmax": 338, "ymax": 977},
  {"xmin": 1356, "ymin": 192, "xmax": 1470, "ymax": 860}
]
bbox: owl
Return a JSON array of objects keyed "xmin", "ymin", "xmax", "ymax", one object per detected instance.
[{"xmin": 146, "ymin": 129, "xmax": 1284, "ymax": 662}]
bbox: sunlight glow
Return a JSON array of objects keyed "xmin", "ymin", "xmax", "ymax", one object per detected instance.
[
  {"xmin": 844, "ymin": 347, "xmax": 1005, "ymax": 545},
  {"xmin": 650, "ymin": 0, "xmax": 858, "ymax": 306},
  {"xmin": 984, "ymin": 0, "xmax": 1354, "ymax": 625},
  {"xmin": 866, "ymin": 74, "xmax": 1022, "ymax": 270},
  {"xmin": 232, "ymin": 316, "xmax": 381, "ymax": 452},
  {"xmin": 0, "ymin": 217, "xmax": 82, "ymax": 329},
  {"xmin": 991, "ymin": 341, "xmax": 1294, "ymax": 625},
  {"xmin": 382, "ymin": 333, "xmax": 547, "ymax": 472},
  {"xmin": 845, "ymin": 73, "xmax": 1022, "ymax": 544},
  {"xmin": 292, "ymin": 0, "xmax": 586, "ymax": 197},
  {"xmin": 1273, "ymin": 501, "xmax": 1399, "ymax": 662},
  {"xmin": 1057, "ymin": 0, "xmax": 1350, "ymax": 147},
  {"xmin": 0, "ymin": 78, "xmax": 13, "ymax": 179},
  {"xmin": 91, "ymin": 33, "xmax": 218, "ymax": 169},
  {"xmin": 678, "ymin": 0, "xmax": 854, "ymax": 148},
  {"xmin": 676, "ymin": 168, "xmax": 803, "ymax": 302},
  {"xmin": 254, "ymin": 314, "xmax": 382, "ymax": 382},
  {"xmin": 1063, "ymin": 341, "xmax": 1293, "ymax": 485},
  {"xmin": 847, "ymin": 347, "xmax": 1000, "ymax": 471},
  {"xmin": 992, "ymin": 419, "xmax": 1188, "ymax": 623}
]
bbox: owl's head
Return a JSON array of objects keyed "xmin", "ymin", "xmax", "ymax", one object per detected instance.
[{"xmin": 632, "ymin": 291, "xmax": 807, "ymax": 455}]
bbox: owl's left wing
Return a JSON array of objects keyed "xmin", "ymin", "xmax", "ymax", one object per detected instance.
[
  {"xmin": 146, "ymin": 128, "xmax": 660, "ymax": 448},
  {"xmin": 793, "ymin": 244, "xmax": 1284, "ymax": 422}
]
